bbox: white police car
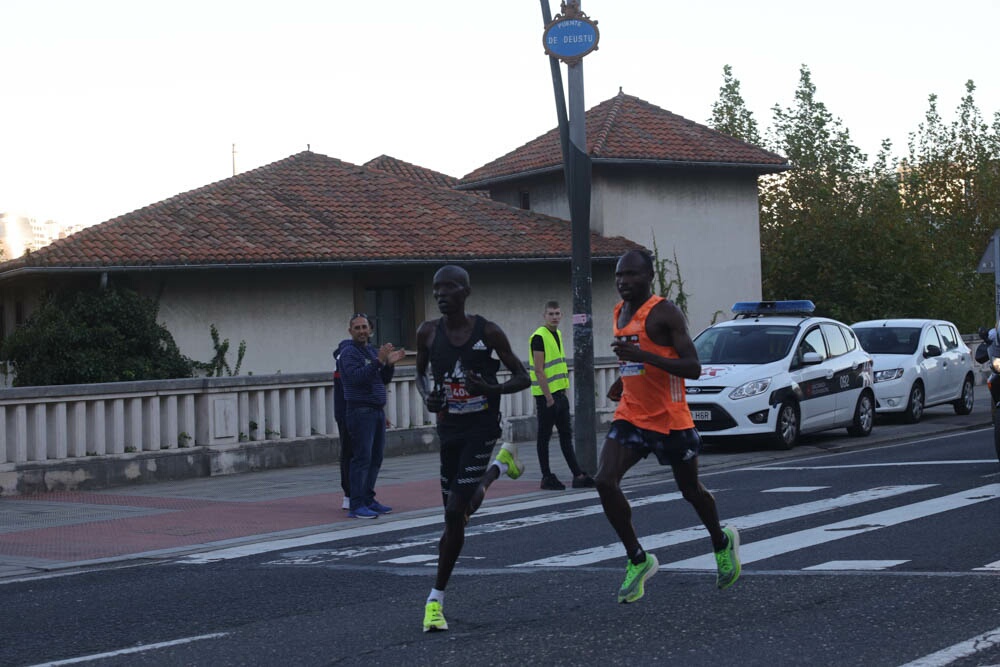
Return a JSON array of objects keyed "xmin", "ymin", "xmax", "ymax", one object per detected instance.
[{"xmin": 687, "ymin": 301, "xmax": 875, "ymax": 449}]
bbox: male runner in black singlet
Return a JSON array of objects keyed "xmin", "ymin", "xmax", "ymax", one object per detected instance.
[{"xmin": 415, "ymin": 265, "xmax": 530, "ymax": 633}]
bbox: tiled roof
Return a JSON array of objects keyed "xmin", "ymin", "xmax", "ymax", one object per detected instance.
[
  {"xmin": 363, "ymin": 154, "xmax": 460, "ymax": 189},
  {"xmin": 364, "ymin": 154, "xmax": 490, "ymax": 197},
  {"xmin": 459, "ymin": 90, "xmax": 789, "ymax": 188},
  {"xmin": 0, "ymin": 151, "xmax": 642, "ymax": 273}
]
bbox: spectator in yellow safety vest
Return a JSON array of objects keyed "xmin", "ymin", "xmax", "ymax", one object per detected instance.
[{"xmin": 529, "ymin": 300, "xmax": 594, "ymax": 490}]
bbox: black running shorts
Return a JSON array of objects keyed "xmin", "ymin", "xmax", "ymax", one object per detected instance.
[
  {"xmin": 607, "ymin": 420, "xmax": 702, "ymax": 466},
  {"xmin": 438, "ymin": 436, "xmax": 499, "ymax": 505}
]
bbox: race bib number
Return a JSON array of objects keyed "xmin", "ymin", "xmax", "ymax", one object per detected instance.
[
  {"xmin": 447, "ymin": 380, "xmax": 488, "ymax": 414},
  {"xmin": 616, "ymin": 334, "xmax": 645, "ymax": 377}
]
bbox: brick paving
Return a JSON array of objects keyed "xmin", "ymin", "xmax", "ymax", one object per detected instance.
[{"xmin": 0, "ymin": 449, "xmax": 551, "ymax": 579}]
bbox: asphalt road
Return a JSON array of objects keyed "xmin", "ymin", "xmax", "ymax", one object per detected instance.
[{"xmin": 2, "ymin": 423, "xmax": 998, "ymax": 667}]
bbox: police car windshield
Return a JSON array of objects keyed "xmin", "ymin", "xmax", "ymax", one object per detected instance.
[
  {"xmin": 853, "ymin": 327, "xmax": 921, "ymax": 355},
  {"xmin": 694, "ymin": 325, "xmax": 797, "ymax": 364}
]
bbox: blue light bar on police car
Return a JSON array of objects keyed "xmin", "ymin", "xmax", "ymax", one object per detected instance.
[{"xmin": 731, "ymin": 300, "xmax": 816, "ymax": 316}]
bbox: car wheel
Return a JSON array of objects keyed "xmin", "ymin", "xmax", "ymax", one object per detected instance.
[
  {"xmin": 847, "ymin": 390, "xmax": 875, "ymax": 437},
  {"xmin": 952, "ymin": 374, "xmax": 974, "ymax": 415},
  {"xmin": 773, "ymin": 400, "xmax": 799, "ymax": 450},
  {"xmin": 903, "ymin": 381, "xmax": 924, "ymax": 424}
]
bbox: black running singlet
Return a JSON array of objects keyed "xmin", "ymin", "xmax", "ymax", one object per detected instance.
[{"xmin": 429, "ymin": 315, "xmax": 502, "ymax": 440}]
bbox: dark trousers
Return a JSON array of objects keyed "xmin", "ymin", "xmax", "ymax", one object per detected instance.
[
  {"xmin": 535, "ymin": 391, "xmax": 583, "ymax": 477},
  {"xmin": 346, "ymin": 405, "xmax": 385, "ymax": 511},
  {"xmin": 336, "ymin": 417, "xmax": 352, "ymax": 496}
]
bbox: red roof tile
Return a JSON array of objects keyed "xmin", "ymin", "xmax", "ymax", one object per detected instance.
[
  {"xmin": 459, "ymin": 90, "xmax": 788, "ymax": 187},
  {"xmin": 0, "ymin": 152, "xmax": 642, "ymax": 273},
  {"xmin": 363, "ymin": 154, "xmax": 461, "ymax": 189},
  {"xmin": 364, "ymin": 154, "xmax": 490, "ymax": 197}
]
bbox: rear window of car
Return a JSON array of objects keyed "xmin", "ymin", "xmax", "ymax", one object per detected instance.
[
  {"xmin": 821, "ymin": 323, "xmax": 849, "ymax": 357},
  {"xmin": 936, "ymin": 324, "xmax": 959, "ymax": 350},
  {"xmin": 853, "ymin": 327, "xmax": 921, "ymax": 354},
  {"xmin": 694, "ymin": 325, "xmax": 797, "ymax": 364}
]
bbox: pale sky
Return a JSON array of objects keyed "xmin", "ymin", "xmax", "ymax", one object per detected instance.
[{"xmin": 2, "ymin": 0, "xmax": 998, "ymax": 228}]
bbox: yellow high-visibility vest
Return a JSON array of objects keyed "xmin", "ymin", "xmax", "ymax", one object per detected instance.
[{"xmin": 529, "ymin": 326, "xmax": 570, "ymax": 396}]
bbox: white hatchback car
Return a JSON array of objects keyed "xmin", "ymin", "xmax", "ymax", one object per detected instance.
[
  {"xmin": 687, "ymin": 301, "xmax": 875, "ymax": 449},
  {"xmin": 850, "ymin": 319, "xmax": 975, "ymax": 423}
]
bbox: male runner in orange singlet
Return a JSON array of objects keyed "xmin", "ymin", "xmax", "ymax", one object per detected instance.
[{"xmin": 596, "ymin": 249, "xmax": 740, "ymax": 603}]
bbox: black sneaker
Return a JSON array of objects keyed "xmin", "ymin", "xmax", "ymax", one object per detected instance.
[
  {"xmin": 572, "ymin": 473, "xmax": 596, "ymax": 488},
  {"xmin": 540, "ymin": 474, "xmax": 566, "ymax": 491}
]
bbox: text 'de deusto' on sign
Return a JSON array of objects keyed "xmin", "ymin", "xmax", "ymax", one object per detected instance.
[{"xmin": 542, "ymin": 5, "xmax": 599, "ymax": 66}]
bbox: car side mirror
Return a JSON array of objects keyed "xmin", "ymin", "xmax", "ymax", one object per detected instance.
[
  {"xmin": 924, "ymin": 344, "xmax": 941, "ymax": 358},
  {"xmin": 801, "ymin": 351, "xmax": 823, "ymax": 365}
]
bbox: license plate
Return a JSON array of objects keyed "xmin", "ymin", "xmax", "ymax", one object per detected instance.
[{"xmin": 691, "ymin": 410, "xmax": 712, "ymax": 421}]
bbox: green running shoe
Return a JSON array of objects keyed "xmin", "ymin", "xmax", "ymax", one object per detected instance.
[
  {"xmin": 715, "ymin": 525, "xmax": 741, "ymax": 590},
  {"xmin": 496, "ymin": 442, "xmax": 524, "ymax": 480},
  {"xmin": 423, "ymin": 600, "xmax": 448, "ymax": 632},
  {"xmin": 617, "ymin": 553, "xmax": 659, "ymax": 603}
]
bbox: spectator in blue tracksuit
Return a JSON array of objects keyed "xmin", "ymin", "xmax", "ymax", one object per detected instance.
[
  {"xmin": 338, "ymin": 313, "xmax": 406, "ymax": 519},
  {"xmin": 333, "ymin": 338, "xmax": 354, "ymax": 510}
]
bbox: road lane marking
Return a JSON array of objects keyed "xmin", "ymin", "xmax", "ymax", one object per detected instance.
[
  {"xmin": 513, "ymin": 485, "xmax": 934, "ymax": 568},
  {"xmin": 896, "ymin": 624, "xmax": 1000, "ymax": 667},
  {"xmin": 756, "ymin": 460, "xmax": 997, "ymax": 470},
  {"xmin": 804, "ymin": 560, "xmax": 908, "ymax": 570},
  {"xmin": 662, "ymin": 483, "xmax": 1000, "ymax": 571},
  {"xmin": 764, "ymin": 486, "xmax": 829, "ymax": 492},
  {"xmin": 182, "ymin": 492, "xmax": 684, "ymax": 564},
  {"xmin": 25, "ymin": 633, "xmax": 228, "ymax": 666},
  {"xmin": 974, "ymin": 559, "xmax": 1000, "ymax": 571},
  {"xmin": 263, "ymin": 492, "xmax": 685, "ymax": 565},
  {"xmin": 381, "ymin": 554, "xmax": 437, "ymax": 564}
]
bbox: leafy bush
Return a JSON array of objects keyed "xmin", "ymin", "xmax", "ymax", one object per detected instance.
[{"xmin": 0, "ymin": 288, "xmax": 195, "ymax": 387}]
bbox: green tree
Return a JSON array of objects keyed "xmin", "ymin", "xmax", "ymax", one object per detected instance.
[
  {"xmin": 759, "ymin": 65, "xmax": 873, "ymax": 322},
  {"xmin": 0, "ymin": 288, "xmax": 195, "ymax": 387},
  {"xmin": 711, "ymin": 64, "xmax": 1000, "ymax": 330},
  {"xmin": 709, "ymin": 64, "xmax": 761, "ymax": 145},
  {"xmin": 899, "ymin": 82, "xmax": 999, "ymax": 330}
]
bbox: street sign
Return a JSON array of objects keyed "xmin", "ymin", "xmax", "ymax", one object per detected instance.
[
  {"xmin": 542, "ymin": 2, "xmax": 599, "ymax": 66},
  {"xmin": 977, "ymin": 231, "xmax": 997, "ymax": 273},
  {"xmin": 978, "ymin": 229, "xmax": 1000, "ymax": 322}
]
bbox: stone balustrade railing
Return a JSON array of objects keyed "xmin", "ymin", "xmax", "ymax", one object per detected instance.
[{"xmin": 0, "ymin": 359, "xmax": 622, "ymax": 467}]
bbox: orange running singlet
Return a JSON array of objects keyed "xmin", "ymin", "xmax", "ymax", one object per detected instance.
[{"xmin": 613, "ymin": 295, "xmax": 695, "ymax": 434}]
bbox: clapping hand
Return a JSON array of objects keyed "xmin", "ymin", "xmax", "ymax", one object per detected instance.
[{"xmin": 378, "ymin": 343, "xmax": 406, "ymax": 365}]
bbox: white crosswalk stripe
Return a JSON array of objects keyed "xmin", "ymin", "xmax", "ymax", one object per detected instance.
[
  {"xmin": 513, "ymin": 484, "xmax": 935, "ymax": 568},
  {"xmin": 257, "ymin": 493, "xmax": 685, "ymax": 566},
  {"xmin": 661, "ymin": 483, "xmax": 1000, "ymax": 571},
  {"xmin": 188, "ymin": 479, "xmax": 1000, "ymax": 574}
]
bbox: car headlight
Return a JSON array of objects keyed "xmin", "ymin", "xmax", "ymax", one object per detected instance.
[
  {"xmin": 729, "ymin": 378, "xmax": 771, "ymax": 399},
  {"xmin": 873, "ymin": 368, "xmax": 904, "ymax": 382}
]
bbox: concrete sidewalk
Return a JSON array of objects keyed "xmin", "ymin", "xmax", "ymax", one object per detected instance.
[{"xmin": 0, "ymin": 388, "xmax": 992, "ymax": 581}]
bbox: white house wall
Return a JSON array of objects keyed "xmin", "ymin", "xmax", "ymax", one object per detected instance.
[
  {"xmin": 131, "ymin": 264, "xmax": 623, "ymax": 377},
  {"xmin": 591, "ymin": 170, "xmax": 762, "ymax": 334},
  {"xmin": 136, "ymin": 269, "xmax": 355, "ymax": 377},
  {"xmin": 489, "ymin": 169, "xmax": 763, "ymax": 335}
]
